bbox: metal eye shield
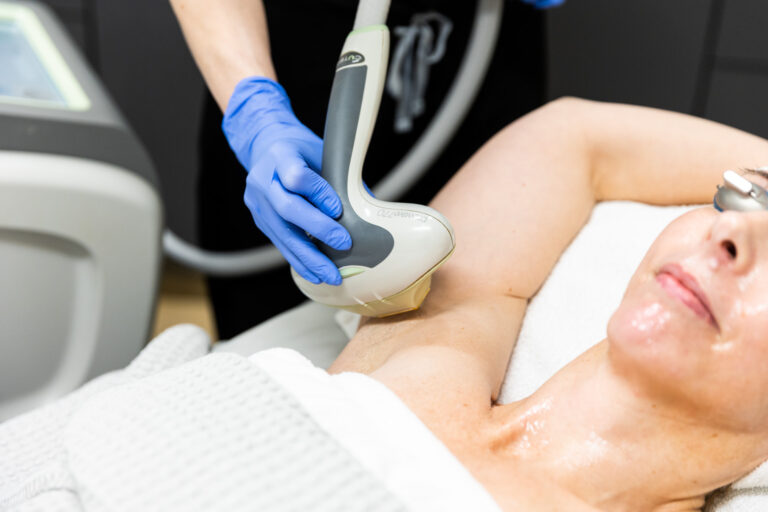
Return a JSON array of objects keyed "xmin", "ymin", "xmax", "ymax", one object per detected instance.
[{"xmin": 714, "ymin": 170, "xmax": 768, "ymax": 212}]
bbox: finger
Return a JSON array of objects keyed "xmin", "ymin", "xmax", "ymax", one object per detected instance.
[
  {"xmin": 298, "ymin": 131, "xmax": 323, "ymax": 172},
  {"xmin": 269, "ymin": 212, "xmax": 344, "ymax": 286},
  {"xmin": 245, "ymin": 192, "xmax": 322, "ymax": 284},
  {"xmin": 268, "ymin": 226, "xmax": 324, "ymax": 285},
  {"xmin": 252, "ymin": 196, "xmax": 342, "ymax": 285},
  {"xmin": 277, "ymin": 156, "xmax": 343, "ymax": 219},
  {"xmin": 244, "ymin": 174, "xmax": 344, "ymax": 285},
  {"xmin": 270, "ymin": 180, "xmax": 352, "ymax": 251}
]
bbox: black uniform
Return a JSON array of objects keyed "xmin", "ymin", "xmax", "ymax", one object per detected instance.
[{"xmin": 198, "ymin": 0, "xmax": 546, "ymax": 338}]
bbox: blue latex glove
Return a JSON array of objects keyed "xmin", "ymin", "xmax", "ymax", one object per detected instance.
[
  {"xmin": 521, "ymin": 0, "xmax": 565, "ymax": 8},
  {"xmin": 223, "ymin": 77, "xmax": 351, "ymax": 285}
]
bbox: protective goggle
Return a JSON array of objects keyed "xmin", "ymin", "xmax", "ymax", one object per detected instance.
[{"xmin": 713, "ymin": 170, "xmax": 768, "ymax": 212}]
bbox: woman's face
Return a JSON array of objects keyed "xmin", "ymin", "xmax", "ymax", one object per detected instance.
[{"xmin": 608, "ymin": 178, "xmax": 768, "ymax": 430}]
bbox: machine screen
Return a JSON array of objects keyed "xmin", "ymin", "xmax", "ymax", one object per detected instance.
[{"xmin": 0, "ymin": 18, "xmax": 67, "ymax": 106}]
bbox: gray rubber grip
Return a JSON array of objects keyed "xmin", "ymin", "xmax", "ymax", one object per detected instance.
[{"xmin": 319, "ymin": 65, "xmax": 394, "ymax": 268}]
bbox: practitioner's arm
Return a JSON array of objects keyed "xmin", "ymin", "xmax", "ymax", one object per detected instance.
[
  {"xmin": 330, "ymin": 99, "xmax": 768, "ymax": 413},
  {"xmin": 169, "ymin": 0, "xmax": 276, "ymax": 110},
  {"xmin": 170, "ymin": 0, "xmax": 351, "ymax": 284}
]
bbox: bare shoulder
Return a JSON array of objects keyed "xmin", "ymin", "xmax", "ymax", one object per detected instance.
[{"xmin": 329, "ymin": 293, "xmax": 526, "ymax": 431}]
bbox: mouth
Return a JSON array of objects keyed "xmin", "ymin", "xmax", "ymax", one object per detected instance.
[{"xmin": 656, "ymin": 263, "xmax": 719, "ymax": 330}]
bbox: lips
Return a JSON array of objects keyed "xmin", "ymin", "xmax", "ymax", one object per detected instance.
[{"xmin": 656, "ymin": 263, "xmax": 718, "ymax": 329}]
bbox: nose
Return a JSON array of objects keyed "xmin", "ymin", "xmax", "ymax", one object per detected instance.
[{"xmin": 708, "ymin": 211, "xmax": 756, "ymax": 273}]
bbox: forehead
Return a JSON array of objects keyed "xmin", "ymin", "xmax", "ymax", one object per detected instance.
[{"xmin": 658, "ymin": 207, "xmax": 714, "ymax": 235}]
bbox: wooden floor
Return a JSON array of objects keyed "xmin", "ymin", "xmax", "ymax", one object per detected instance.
[{"xmin": 152, "ymin": 259, "xmax": 218, "ymax": 340}]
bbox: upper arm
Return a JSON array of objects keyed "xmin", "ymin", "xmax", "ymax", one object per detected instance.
[
  {"xmin": 427, "ymin": 97, "xmax": 596, "ymax": 302},
  {"xmin": 331, "ymin": 98, "xmax": 596, "ymax": 401},
  {"xmin": 584, "ymin": 101, "xmax": 768, "ymax": 204},
  {"xmin": 331, "ymin": 98, "xmax": 768, "ymax": 408},
  {"xmin": 430, "ymin": 98, "xmax": 768, "ymax": 301}
]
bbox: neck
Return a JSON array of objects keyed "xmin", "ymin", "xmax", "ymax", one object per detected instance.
[{"xmin": 487, "ymin": 342, "xmax": 767, "ymax": 512}]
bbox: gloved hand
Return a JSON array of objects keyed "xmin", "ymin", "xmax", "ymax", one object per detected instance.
[
  {"xmin": 223, "ymin": 77, "xmax": 351, "ymax": 285},
  {"xmin": 521, "ymin": 0, "xmax": 565, "ymax": 8}
]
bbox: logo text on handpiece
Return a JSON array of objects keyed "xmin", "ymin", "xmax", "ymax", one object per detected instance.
[{"xmin": 337, "ymin": 52, "xmax": 365, "ymax": 69}]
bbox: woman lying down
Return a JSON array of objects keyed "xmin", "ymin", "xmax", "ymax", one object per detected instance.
[{"xmin": 4, "ymin": 98, "xmax": 768, "ymax": 512}]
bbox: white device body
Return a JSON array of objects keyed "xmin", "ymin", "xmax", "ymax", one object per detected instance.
[{"xmin": 291, "ymin": 27, "xmax": 455, "ymax": 316}]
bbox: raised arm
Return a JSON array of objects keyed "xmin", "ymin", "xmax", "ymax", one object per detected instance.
[
  {"xmin": 329, "ymin": 98, "xmax": 768, "ymax": 410},
  {"xmin": 432, "ymin": 98, "xmax": 768, "ymax": 303},
  {"xmin": 170, "ymin": 0, "xmax": 353, "ymax": 285},
  {"xmin": 169, "ymin": 0, "xmax": 276, "ymax": 110}
]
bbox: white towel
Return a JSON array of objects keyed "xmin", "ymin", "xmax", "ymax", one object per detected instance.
[{"xmin": 251, "ymin": 348, "xmax": 500, "ymax": 511}]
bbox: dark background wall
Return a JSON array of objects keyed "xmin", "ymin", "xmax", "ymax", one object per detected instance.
[
  {"xmin": 547, "ymin": 0, "xmax": 768, "ymax": 141},
  {"xmin": 547, "ymin": 0, "xmax": 713, "ymax": 112},
  {"xmin": 39, "ymin": 0, "xmax": 768, "ymax": 243},
  {"xmin": 40, "ymin": 0, "xmax": 205, "ymax": 243}
]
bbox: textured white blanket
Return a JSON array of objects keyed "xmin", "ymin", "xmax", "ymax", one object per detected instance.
[{"xmin": 0, "ymin": 325, "xmax": 498, "ymax": 512}]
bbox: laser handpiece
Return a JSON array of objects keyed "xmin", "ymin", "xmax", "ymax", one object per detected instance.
[
  {"xmin": 290, "ymin": 2, "xmax": 456, "ymax": 317},
  {"xmin": 713, "ymin": 170, "xmax": 768, "ymax": 212}
]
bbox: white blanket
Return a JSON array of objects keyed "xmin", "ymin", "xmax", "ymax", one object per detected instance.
[{"xmin": 0, "ymin": 325, "xmax": 498, "ymax": 512}]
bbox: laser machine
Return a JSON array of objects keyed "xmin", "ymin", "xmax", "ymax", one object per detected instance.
[{"xmin": 0, "ymin": 0, "xmax": 161, "ymax": 420}]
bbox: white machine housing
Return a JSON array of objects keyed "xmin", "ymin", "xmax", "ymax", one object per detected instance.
[{"xmin": 0, "ymin": 1, "xmax": 161, "ymax": 420}]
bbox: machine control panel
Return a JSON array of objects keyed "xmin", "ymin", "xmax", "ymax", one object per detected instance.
[{"xmin": 0, "ymin": 3, "xmax": 89, "ymax": 110}]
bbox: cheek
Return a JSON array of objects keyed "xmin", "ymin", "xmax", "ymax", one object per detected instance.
[
  {"xmin": 727, "ymin": 270, "xmax": 768, "ymax": 324},
  {"xmin": 707, "ymin": 285, "xmax": 768, "ymax": 396},
  {"xmin": 691, "ymin": 339, "xmax": 768, "ymax": 428},
  {"xmin": 712, "ymin": 316, "xmax": 768, "ymax": 410},
  {"xmin": 634, "ymin": 209, "xmax": 715, "ymax": 273}
]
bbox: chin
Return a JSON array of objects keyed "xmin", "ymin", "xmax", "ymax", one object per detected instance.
[{"xmin": 606, "ymin": 284, "xmax": 711, "ymax": 398}]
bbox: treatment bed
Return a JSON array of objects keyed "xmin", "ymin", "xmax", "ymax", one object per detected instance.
[{"xmin": 2, "ymin": 202, "xmax": 766, "ymax": 511}]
